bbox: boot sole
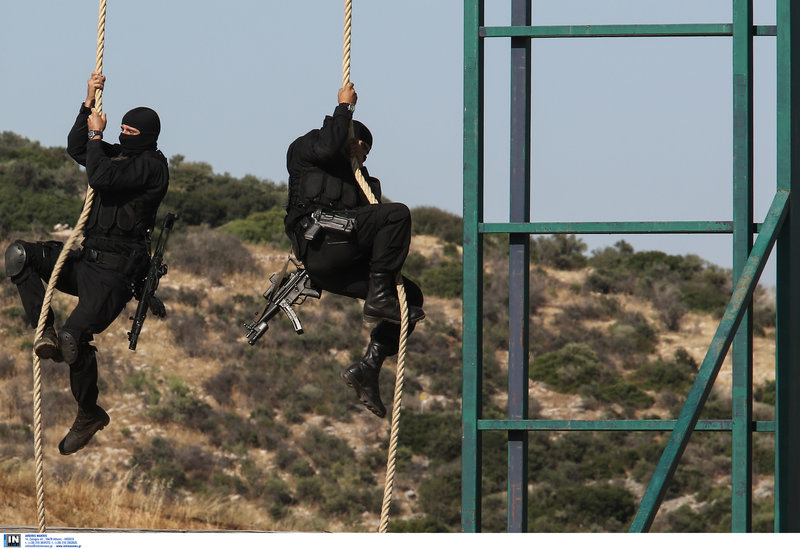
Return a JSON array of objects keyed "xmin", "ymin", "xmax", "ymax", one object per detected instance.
[
  {"xmin": 58, "ymin": 416, "xmax": 110, "ymax": 456},
  {"xmin": 341, "ymin": 370, "xmax": 386, "ymax": 418},
  {"xmin": 34, "ymin": 342, "xmax": 63, "ymax": 362}
]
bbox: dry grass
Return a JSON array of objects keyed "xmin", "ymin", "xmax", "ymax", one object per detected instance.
[{"xmin": 0, "ymin": 460, "xmax": 280, "ymax": 530}]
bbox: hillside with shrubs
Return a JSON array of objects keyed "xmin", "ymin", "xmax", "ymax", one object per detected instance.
[{"xmin": 0, "ymin": 132, "xmax": 779, "ymax": 532}]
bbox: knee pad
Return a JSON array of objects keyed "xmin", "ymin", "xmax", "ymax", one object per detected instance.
[
  {"xmin": 58, "ymin": 330, "xmax": 80, "ymax": 365},
  {"xmin": 4, "ymin": 241, "xmax": 28, "ymax": 281}
]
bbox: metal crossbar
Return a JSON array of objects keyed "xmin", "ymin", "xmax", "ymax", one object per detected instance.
[{"xmin": 480, "ymin": 23, "xmax": 777, "ymax": 38}]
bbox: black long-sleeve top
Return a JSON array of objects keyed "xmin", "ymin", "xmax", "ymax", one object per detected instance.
[
  {"xmin": 285, "ymin": 103, "xmax": 381, "ymax": 230},
  {"xmin": 67, "ymin": 104, "xmax": 169, "ymax": 253}
]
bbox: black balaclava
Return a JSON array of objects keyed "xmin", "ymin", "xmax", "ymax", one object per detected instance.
[
  {"xmin": 352, "ymin": 120, "xmax": 373, "ymax": 149},
  {"xmin": 119, "ymin": 107, "xmax": 161, "ymax": 155}
]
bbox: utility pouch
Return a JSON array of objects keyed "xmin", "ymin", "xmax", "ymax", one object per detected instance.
[{"xmin": 303, "ymin": 209, "xmax": 357, "ymax": 241}]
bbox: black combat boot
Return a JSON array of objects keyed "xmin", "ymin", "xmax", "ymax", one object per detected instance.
[
  {"xmin": 363, "ymin": 272, "xmax": 425, "ymax": 324},
  {"xmin": 58, "ymin": 405, "xmax": 109, "ymax": 455},
  {"xmin": 34, "ymin": 326, "xmax": 63, "ymax": 362},
  {"xmin": 341, "ymin": 340, "xmax": 392, "ymax": 418}
]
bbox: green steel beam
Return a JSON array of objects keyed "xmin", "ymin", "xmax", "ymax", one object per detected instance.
[
  {"xmin": 731, "ymin": 0, "xmax": 755, "ymax": 532},
  {"xmin": 629, "ymin": 190, "xmax": 789, "ymax": 532},
  {"xmin": 480, "ymin": 221, "xmax": 737, "ymax": 234},
  {"xmin": 461, "ymin": 0, "xmax": 484, "ymax": 533},
  {"xmin": 478, "ymin": 420, "xmax": 776, "ymax": 432},
  {"xmin": 775, "ymin": 0, "xmax": 800, "ymax": 532},
  {"xmin": 480, "ymin": 24, "xmax": 777, "ymax": 39}
]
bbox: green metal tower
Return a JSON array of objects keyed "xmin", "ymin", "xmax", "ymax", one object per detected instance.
[{"xmin": 462, "ymin": 1, "xmax": 800, "ymax": 532}]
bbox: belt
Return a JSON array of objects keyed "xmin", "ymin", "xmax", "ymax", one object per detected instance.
[{"xmin": 83, "ymin": 248, "xmax": 130, "ymax": 270}]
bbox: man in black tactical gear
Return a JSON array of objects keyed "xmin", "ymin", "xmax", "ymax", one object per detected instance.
[
  {"xmin": 4, "ymin": 72, "xmax": 169, "ymax": 455},
  {"xmin": 284, "ymin": 82, "xmax": 424, "ymax": 418}
]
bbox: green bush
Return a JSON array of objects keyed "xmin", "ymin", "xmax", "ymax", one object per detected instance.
[
  {"xmin": 633, "ymin": 348, "xmax": 698, "ymax": 393},
  {"xmin": 205, "ymin": 411, "xmax": 273, "ymax": 450},
  {"xmin": 0, "ymin": 132, "xmax": 86, "ymax": 233},
  {"xmin": 753, "ymin": 434, "xmax": 775, "ymax": 476},
  {"xmin": 665, "ymin": 465, "xmax": 709, "ymax": 500},
  {"xmin": 397, "ymin": 411, "xmax": 461, "ymax": 463},
  {"xmin": 219, "ymin": 206, "xmax": 288, "ymax": 245},
  {"xmin": 664, "ymin": 504, "xmax": 708, "ymax": 533},
  {"xmin": 295, "ymin": 477, "xmax": 323, "ymax": 501},
  {"xmin": 698, "ymin": 391, "xmax": 733, "ymax": 419},
  {"xmin": 528, "ymin": 482, "xmax": 636, "ymax": 532},
  {"xmin": 598, "ymin": 380, "xmax": 655, "ymax": 410},
  {"xmin": 555, "ymin": 483, "xmax": 635, "ymax": 527},
  {"xmin": 607, "ymin": 312, "xmax": 657, "ymax": 355},
  {"xmin": 274, "ymin": 448, "xmax": 300, "ymax": 471},
  {"xmin": 262, "ymin": 474, "xmax": 295, "ymax": 518},
  {"xmin": 680, "ymin": 267, "xmax": 730, "ymax": 316},
  {"xmin": 401, "ymin": 252, "xmax": 427, "ymax": 280},
  {"xmin": 289, "ymin": 458, "xmax": 315, "ymax": 478},
  {"xmin": 533, "ymin": 343, "xmax": 652, "ymax": 409},
  {"xmin": 418, "ymin": 466, "xmax": 461, "ymax": 527},
  {"xmin": 529, "ymin": 432, "xmax": 640, "ymax": 483},
  {"xmin": 130, "ymin": 437, "xmax": 188, "ymax": 492},
  {"xmin": 586, "ymin": 242, "xmax": 733, "ymax": 321},
  {"xmin": 533, "ymin": 343, "xmax": 604, "ymax": 393},
  {"xmin": 321, "ymin": 482, "xmax": 381, "ymax": 519},
  {"xmin": 754, "ymin": 379, "xmax": 776, "ymax": 406},
  {"xmin": 411, "ymin": 206, "xmax": 462, "ymax": 244},
  {"xmin": 168, "ymin": 226, "xmax": 257, "ymax": 284},
  {"xmin": 163, "ymin": 155, "xmax": 286, "ymax": 227},
  {"xmin": 0, "ymin": 422, "xmax": 31, "ymax": 443},
  {"xmin": 418, "ymin": 260, "xmax": 462, "ymax": 298},
  {"xmin": 147, "ymin": 376, "xmax": 213, "ymax": 429},
  {"xmin": 652, "ymin": 283, "xmax": 688, "ymax": 331},
  {"xmin": 297, "ymin": 427, "xmax": 354, "ymax": 470},
  {"xmin": 531, "ymin": 234, "xmax": 588, "ymax": 270}
]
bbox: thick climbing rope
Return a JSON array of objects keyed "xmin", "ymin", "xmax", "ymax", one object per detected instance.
[
  {"xmin": 342, "ymin": 0, "xmax": 411, "ymax": 534},
  {"xmin": 29, "ymin": 0, "xmax": 107, "ymax": 534}
]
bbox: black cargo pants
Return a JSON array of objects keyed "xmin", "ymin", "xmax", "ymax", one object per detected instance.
[
  {"xmin": 297, "ymin": 202, "xmax": 424, "ymax": 354},
  {"xmin": 10, "ymin": 240, "xmax": 135, "ymax": 410}
]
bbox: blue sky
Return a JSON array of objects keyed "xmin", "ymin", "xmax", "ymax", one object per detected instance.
[{"xmin": 0, "ymin": 1, "xmax": 782, "ymax": 283}]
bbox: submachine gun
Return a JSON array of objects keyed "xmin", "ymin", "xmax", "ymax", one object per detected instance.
[
  {"xmin": 244, "ymin": 256, "xmax": 321, "ymax": 345},
  {"xmin": 128, "ymin": 212, "xmax": 178, "ymax": 351}
]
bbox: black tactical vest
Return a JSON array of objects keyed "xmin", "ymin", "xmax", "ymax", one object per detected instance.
[
  {"xmin": 289, "ymin": 167, "xmax": 360, "ymax": 212},
  {"xmin": 85, "ymin": 193, "xmax": 157, "ymax": 241},
  {"xmin": 84, "ymin": 153, "xmax": 165, "ymax": 242}
]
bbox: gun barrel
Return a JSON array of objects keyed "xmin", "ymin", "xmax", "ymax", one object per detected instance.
[{"xmin": 128, "ymin": 320, "xmax": 143, "ymax": 350}]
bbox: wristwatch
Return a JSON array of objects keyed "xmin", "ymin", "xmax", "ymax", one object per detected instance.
[
  {"xmin": 340, "ymin": 103, "xmax": 355, "ymax": 113},
  {"xmin": 87, "ymin": 130, "xmax": 103, "ymax": 139}
]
